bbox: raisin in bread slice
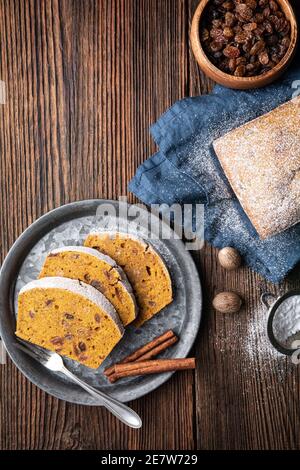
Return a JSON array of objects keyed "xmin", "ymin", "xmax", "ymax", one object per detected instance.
[{"xmin": 16, "ymin": 277, "xmax": 124, "ymax": 369}]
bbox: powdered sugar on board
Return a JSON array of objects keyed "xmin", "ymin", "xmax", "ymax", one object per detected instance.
[{"xmin": 214, "ymin": 301, "xmax": 288, "ymax": 385}]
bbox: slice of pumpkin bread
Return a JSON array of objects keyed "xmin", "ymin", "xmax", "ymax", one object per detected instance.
[
  {"xmin": 84, "ymin": 232, "xmax": 173, "ymax": 327},
  {"xmin": 39, "ymin": 246, "xmax": 137, "ymax": 326},
  {"xmin": 16, "ymin": 277, "xmax": 124, "ymax": 369}
]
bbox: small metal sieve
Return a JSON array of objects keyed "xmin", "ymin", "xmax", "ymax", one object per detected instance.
[{"xmin": 261, "ymin": 290, "xmax": 300, "ymax": 356}]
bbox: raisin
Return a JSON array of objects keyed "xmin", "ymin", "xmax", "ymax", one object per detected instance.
[
  {"xmin": 64, "ymin": 313, "xmax": 74, "ymax": 320},
  {"xmin": 223, "ymin": 45, "xmax": 240, "ymax": 58},
  {"xmin": 250, "ymin": 40, "xmax": 265, "ymax": 55},
  {"xmin": 146, "ymin": 265, "xmax": 151, "ymax": 276},
  {"xmin": 243, "ymin": 22, "xmax": 257, "ymax": 32},
  {"xmin": 246, "ymin": 62, "xmax": 258, "ymax": 72},
  {"xmin": 269, "ymin": 0, "xmax": 278, "ymax": 12},
  {"xmin": 202, "ymin": 28, "xmax": 210, "ymax": 42},
  {"xmin": 234, "ymin": 64, "xmax": 246, "ymax": 76},
  {"xmin": 114, "ymin": 287, "xmax": 122, "ymax": 301},
  {"xmin": 236, "ymin": 57, "xmax": 247, "ymax": 65},
  {"xmin": 280, "ymin": 22, "xmax": 290, "ymax": 36},
  {"xmin": 219, "ymin": 58, "xmax": 230, "ymax": 72},
  {"xmin": 263, "ymin": 7, "xmax": 271, "ymax": 18},
  {"xmin": 78, "ymin": 341, "xmax": 87, "ymax": 352},
  {"xmin": 281, "ymin": 36, "xmax": 290, "ymax": 49},
  {"xmin": 235, "ymin": 31, "xmax": 250, "ymax": 43},
  {"xmin": 254, "ymin": 13, "xmax": 264, "ymax": 24},
  {"xmin": 277, "ymin": 44, "xmax": 287, "ymax": 58},
  {"xmin": 223, "ymin": 27, "xmax": 234, "ymax": 39},
  {"xmin": 271, "ymin": 51, "xmax": 281, "ymax": 63},
  {"xmin": 254, "ymin": 25, "xmax": 265, "ymax": 38},
  {"xmin": 210, "ymin": 28, "xmax": 225, "ymax": 43},
  {"xmin": 245, "ymin": 0, "xmax": 257, "ymax": 9},
  {"xmin": 200, "ymin": 0, "xmax": 291, "ymax": 77},
  {"xmin": 243, "ymin": 39, "xmax": 253, "ymax": 53},
  {"xmin": 275, "ymin": 11, "xmax": 283, "ymax": 19},
  {"xmin": 258, "ymin": 50, "xmax": 269, "ymax": 65},
  {"xmin": 236, "ymin": 4, "xmax": 253, "ymax": 22},
  {"xmin": 228, "ymin": 58, "xmax": 237, "ymax": 71},
  {"xmin": 73, "ymin": 344, "xmax": 80, "ymax": 356},
  {"xmin": 263, "ymin": 20, "xmax": 273, "ymax": 34},
  {"xmin": 212, "ymin": 19, "xmax": 223, "ymax": 28},
  {"xmin": 210, "ymin": 41, "xmax": 223, "ymax": 52},
  {"xmin": 50, "ymin": 336, "xmax": 64, "ymax": 346},
  {"xmin": 234, "ymin": 24, "xmax": 243, "ymax": 34},
  {"xmin": 222, "ymin": 1, "xmax": 234, "ymax": 11},
  {"xmin": 213, "ymin": 51, "xmax": 223, "ymax": 59}
]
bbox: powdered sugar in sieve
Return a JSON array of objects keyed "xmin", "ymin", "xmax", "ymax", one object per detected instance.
[
  {"xmin": 263, "ymin": 291, "xmax": 300, "ymax": 355},
  {"xmin": 272, "ymin": 295, "xmax": 300, "ymax": 348}
]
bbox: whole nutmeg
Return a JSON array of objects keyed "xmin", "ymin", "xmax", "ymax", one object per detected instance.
[
  {"xmin": 212, "ymin": 291, "xmax": 242, "ymax": 314},
  {"xmin": 218, "ymin": 247, "xmax": 242, "ymax": 271}
]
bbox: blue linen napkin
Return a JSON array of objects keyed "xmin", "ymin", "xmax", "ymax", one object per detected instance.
[{"xmin": 129, "ymin": 65, "xmax": 300, "ymax": 283}]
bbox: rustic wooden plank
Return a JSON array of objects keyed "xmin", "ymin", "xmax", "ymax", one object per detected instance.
[
  {"xmin": 0, "ymin": 0, "xmax": 194, "ymax": 450},
  {"xmin": 188, "ymin": 0, "xmax": 300, "ymax": 451}
]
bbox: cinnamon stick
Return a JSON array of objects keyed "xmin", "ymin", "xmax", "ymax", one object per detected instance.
[
  {"xmin": 104, "ymin": 329, "xmax": 177, "ymax": 377},
  {"xmin": 113, "ymin": 358, "xmax": 195, "ymax": 380},
  {"xmin": 108, "ymin": 335, "xmax": 179, "ymax": 383},
  {"xmin": 135, "ymin": 335, "xmax": 178, "ymax": 362}
]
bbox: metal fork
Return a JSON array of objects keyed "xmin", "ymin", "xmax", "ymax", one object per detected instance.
[{"xmin": 15, "ymin": 339, "xmax": 142, "ymax": 429}]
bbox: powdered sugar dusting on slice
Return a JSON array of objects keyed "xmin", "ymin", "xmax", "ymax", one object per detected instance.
[{"xmin": 51, "ymin": 245, "xmax": 117, "ymax": 267}]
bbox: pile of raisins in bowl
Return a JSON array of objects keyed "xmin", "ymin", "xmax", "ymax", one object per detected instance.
[{"xmin": 201, "ymin": 0, "xmax": 291, "ymax": 77}]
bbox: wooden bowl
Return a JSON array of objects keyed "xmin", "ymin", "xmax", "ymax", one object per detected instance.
[{"xmin": 190, "ymin": 0, "xmax": 298, "ymax": 90}]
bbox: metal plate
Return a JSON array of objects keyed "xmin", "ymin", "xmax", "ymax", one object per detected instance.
[{"xmin": 0, "ymin": 200, "xmax": 202, "ymax": 404}]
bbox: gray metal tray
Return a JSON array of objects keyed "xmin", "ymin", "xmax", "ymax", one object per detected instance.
[{"xmin": 0, "ymin": 199, "xmax": 202, "ymax": 404}]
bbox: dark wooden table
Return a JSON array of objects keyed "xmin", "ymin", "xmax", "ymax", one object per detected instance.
[{"xmin": 1, "ymin": 0, "xmax": 300, "ymax": 451}]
